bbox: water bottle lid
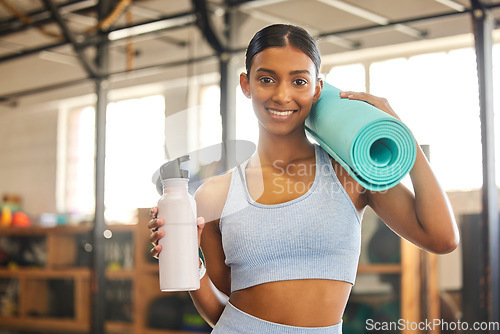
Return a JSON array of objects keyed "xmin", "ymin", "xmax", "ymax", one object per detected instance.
[{"xmin": 160, "ymin": 155, "xmax": 190, "ymax": 180}]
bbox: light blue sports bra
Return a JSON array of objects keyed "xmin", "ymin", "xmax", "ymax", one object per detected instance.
[{"xmin": 220, "ymin": 144, "xmax": 363, "ymax": 293}]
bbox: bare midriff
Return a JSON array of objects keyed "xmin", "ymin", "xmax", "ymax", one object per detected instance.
[{"xmin": 228, "ymin": 279, "xmax": 352, "ymax": 327}]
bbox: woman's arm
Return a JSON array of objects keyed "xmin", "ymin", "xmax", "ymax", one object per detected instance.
[
  {"xmin": 340, "ymin": 91, "xmax": 460, "ymax": 254},
  {"xmin": 190, "ymin": 217, "xmax": 230, "ymax": 327}
]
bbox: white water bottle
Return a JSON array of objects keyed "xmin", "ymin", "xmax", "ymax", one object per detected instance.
[{"xmin": 157, "ymin": 155, "xmax": 199, "ymax": 291}]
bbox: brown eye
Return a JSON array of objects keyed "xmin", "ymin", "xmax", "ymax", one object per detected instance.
[
  {"xmin": 294, "ymin": 79, "xmax": 308, "ymax": 86},
  {"xmin": 259, "ymin": 77, "xmax": 274, "ymax": 84}
]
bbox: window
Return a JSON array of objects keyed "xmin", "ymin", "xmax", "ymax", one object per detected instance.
[
  {"xmin": 326, "ymin": 63, "xmax": 366, "ymax": 92},
  {"xmin": 198, "ymin": 85, "xmax": 223, "ymax": 150},
  {"xmin": 236, "ymin": 86, "xmax": 259, "ymax": 144},
  {"xmin": 104, "ymin": 96, "xmax": 166, "ymax": 222},
  {"xmin": 58, "ymin": 95, "xmax": 166, "ymax": 223},
  {"xmin": 61, "ymin": 106, "xmax": 95, "ymax": 217},
  {"xmin": 369, "ymin": 50, "xmax": 484, "ymax": 190},
  {"xmin": 325, "ymin": 44, "xmax": 500, "ymax": 190}
]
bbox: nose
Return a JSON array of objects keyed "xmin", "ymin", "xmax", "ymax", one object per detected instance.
[{"xmin": 272, "ymin": 82, "xmax": 292, "ymax": 105}]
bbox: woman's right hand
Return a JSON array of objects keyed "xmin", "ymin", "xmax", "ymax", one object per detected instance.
[
  {"xmin": 148, "ymin": 207, "xmax": 163, "ymax": 259},
  {"xmin": 147, "ymin": 206, "xmax": 206, "ymax": 259}
]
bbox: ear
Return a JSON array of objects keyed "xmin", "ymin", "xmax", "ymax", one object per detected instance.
[
  {"xmin": 239, "ymin": 72, "xmax": 251, "ymax": 99},
  {"xmin": 312, "ymin": 78, "xmax": 323, "ymax": 103}
]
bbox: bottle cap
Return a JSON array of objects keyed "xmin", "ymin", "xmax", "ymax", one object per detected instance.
[{"xmin": 160, "ymin": 155, "xmax": 190, "ymax": 180}]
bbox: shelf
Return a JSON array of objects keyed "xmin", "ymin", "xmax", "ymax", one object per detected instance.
[
  {"xmin": 0, "ymin": 267, "xmax": 91, "ymax": 278},
  {"xmin": 0, "ymin": 209, "xmax": 217, "ymax": 334},
  {"xmin": 0, "ymin": 224, "xmax": 93, "ymax": 236},
  {"xmin": 105, "ymin": 321, "xmax": 134, "ymax": 333},
  {"xmin": 142, "ymin": 263, "xmax": 159, "ymax": 274},
  {"xmin": 106, "ymin": 223, "xmax": 137, "ymax": 232},
  {"xmin": 0, "ymin": 315, "xmax": 89, "ymax": 332},
  {"xmin": 357, "ymin": 263, "xmax": 402, "ymax": 274},
  {"xmin": 106, "ymin": 269, "xmax": 135, "ymax": 279}
]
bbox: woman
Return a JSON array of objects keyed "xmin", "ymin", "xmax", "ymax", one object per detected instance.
[{"xmin": 148, "ymin": 24, "xmax": 459, "ymax": 333}]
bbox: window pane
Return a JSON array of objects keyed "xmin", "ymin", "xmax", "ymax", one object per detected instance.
[
  {"xmin": 370, "ymin": 51, "xmax": 483, "ymax": 191},
  {"xmin": 326, "ymin": 63, "xmax": 366, "ymax": 92},
  {"xmin": 236, "ymin": 87, "xmax": 259, "ymax": 144},
  {"xmin": 105, "ymin": 95, "xmax": 166, "ymax": 222},
  {"xmin": 60, "ymin": 95, "xmax": 166, "ymax": 223},
  {"xmin": 199, "ymin": 85, "xmax": 222, "ymax": 149},
  {"xmin": 64, "ymin": 106, "xmax": 95, "ymax": 216}
]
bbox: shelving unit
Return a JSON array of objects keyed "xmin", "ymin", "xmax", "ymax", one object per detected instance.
[
  {"xmin": 354, "ymin": 231, "xmax": 440, "ymax": 334},
  {"xmin": 0, "ymin": 213, "xmax": 209, "ymax": 334},
  {"xmin": 0, "ymin": 224, "xmax": 93, "ymax": 333}
]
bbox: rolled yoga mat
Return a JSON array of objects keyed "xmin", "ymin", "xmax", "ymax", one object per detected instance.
[{"xmin": 305, "ymin": 83, "xmax": 417, "ymax": 191}]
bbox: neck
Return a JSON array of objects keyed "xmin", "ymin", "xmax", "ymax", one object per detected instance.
[{"xmin": 252, "ymin": 126, "xmax": 315, "ymax": 167}]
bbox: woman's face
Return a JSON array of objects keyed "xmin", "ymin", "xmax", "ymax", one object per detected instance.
[{"xmin": 240, "ymin": 45, "xmax": 322, "ymax": 137}]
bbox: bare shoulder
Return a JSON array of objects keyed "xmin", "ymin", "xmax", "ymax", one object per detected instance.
[
  {"xmin": 194, "ymin": 170, "xmax": 233, "ymax": 224},
  {"xmin": 328, "ymin": 156, "xmax": 368, "ymax": 211}
]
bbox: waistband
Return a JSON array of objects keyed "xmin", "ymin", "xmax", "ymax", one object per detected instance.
[{"xmin": 211, "ymin": 302, "xmax": 343, "ymax": 334}]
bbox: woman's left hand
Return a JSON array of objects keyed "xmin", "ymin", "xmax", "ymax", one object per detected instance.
[{"xmin": 339, "ymin": 91, "xmax": 401, "ymax": 120}]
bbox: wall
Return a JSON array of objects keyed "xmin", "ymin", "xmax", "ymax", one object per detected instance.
[{"xmin": 0, "ymin": 105, "xmax": 58, "ymax": 217}]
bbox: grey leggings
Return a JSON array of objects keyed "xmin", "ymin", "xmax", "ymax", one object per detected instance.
[{"xmin": 211, "ymin": 302, "xmax": 343, "ymax": 333}]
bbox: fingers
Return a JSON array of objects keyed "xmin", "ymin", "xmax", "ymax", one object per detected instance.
[
  {"xmin": 150, "ymin": 244, "xmax": 161, "ymax": 259},
  {"xmin": 339, "ymin": 91, "xmax": 400, "ymax": 119},
  {"xmin": 197, "ymin": 216, "xmax": 206, "ymax": 228},
  {"xmin": 149, "ymin": 206, "xmax": 158, "ymax": 219},
  {"xmin": 149, "ymin": 227, "xmax": 164, "ymax": 245},
  {"xmin": 147, "ymin": 216, "xmax": 163, "ymax": 231},
  {"xmin": 148, "ymin": 215, "xmax": 206, "ymax": 258},
  {"xmin": 197, "ymin": 217, "xmax": 206, "ymax": 247},
  {"xmin": 340, "ymin": 91, "xmax": 377, "ymax": 103},
  {"xmin": 149, "ymin": 207, "xmax": 163, "ymax": 259}
]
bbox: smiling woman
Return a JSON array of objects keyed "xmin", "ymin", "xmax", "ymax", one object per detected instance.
[{"xmin": 148, "ymin": 23, "xmax": 459, "ymax": 334}]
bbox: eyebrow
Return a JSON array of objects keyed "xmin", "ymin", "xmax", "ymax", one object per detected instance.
[{"xmin": 255, "ymin": 68, "xmax": 311, "ymax": 76}]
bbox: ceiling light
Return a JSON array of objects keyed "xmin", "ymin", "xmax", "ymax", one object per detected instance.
[
  {"xmin": 317, "ymin": 0, "xmax": 389, "ymax": 25},
  {"xmin": 108, "ymin": 14, "xmax": 196, "ymax": 41},
  {"xmin": 434, "ymin": 0, "xmax": 466, "ymax": 12}
]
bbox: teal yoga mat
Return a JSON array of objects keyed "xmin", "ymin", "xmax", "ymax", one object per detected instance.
[{"xmin": 305, "ymin": 83, "xmax": 417, "ymax": 191}]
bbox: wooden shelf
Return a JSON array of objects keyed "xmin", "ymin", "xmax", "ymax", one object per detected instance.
[
  {"xmin": 0, "ymin": 224, "xmax": 93, "ymax": 236},
  {"xmin": 106, "ymin": 223, "xmax": 136, "ymax": 232},
  {"xmin": 106, "ymin": 269, "xmax": 135, "ymax": 279},
  {"xmin": 142, "ymin": 262, "xmax": 159, "ymax": 274},
  {"xmin": 0, "ymin": 315, "xmax": 89, "ymax": 332},
  {"xmin": 0, "ymin": 210, "xmax": 212, "ymax": 334},
  {"xmin": 106, "ymin": 321, "xmax": 134, "ymax": 333},
  {"xmin": 0, "ymin": 267, "xmax": 91, "ymax": 278}
]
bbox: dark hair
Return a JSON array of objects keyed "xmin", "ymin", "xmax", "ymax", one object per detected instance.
[{"xmin": 245, "ymin": 24, "xmax": 321, "ymax": 78}]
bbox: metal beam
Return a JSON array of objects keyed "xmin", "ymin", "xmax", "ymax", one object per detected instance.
[
  {"xmin": 91, "ymin": 0, "xmax": 112, "ymax": 332},
  {"xmin": 0, "ymin": 0, "xmax": 96, "ymax": 37},
  {"xmin": 0, "ymin": 11, "xmax": 196, "ymax": 65},
  {"xmin": 191, "ymin": 0, "xmax": 225, "ymax": 54},
  {"xmin": 0, "ymin": 54, "xmax": 217, "ymax": 103},
  {"xmin": 41, "ymin": 0, "xmax": 99, "ymax": 78},
  {"xmin": 470, "ymin": 1, "xmax": 499, "ymax": 332}
]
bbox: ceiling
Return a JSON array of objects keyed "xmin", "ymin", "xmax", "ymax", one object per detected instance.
[{"xmin": 1, "ymin": 0, "xmax": 499, "ymax": 103}]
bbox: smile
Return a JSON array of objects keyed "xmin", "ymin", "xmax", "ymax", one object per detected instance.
[{"xmin": 267, "ymin": 108, "xmax": 297, "ymax": 116}]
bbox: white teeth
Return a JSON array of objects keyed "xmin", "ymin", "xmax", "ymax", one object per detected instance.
[{"xmin": 269, "ymin": 109, "xmax": 294, "ymax": 116}]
